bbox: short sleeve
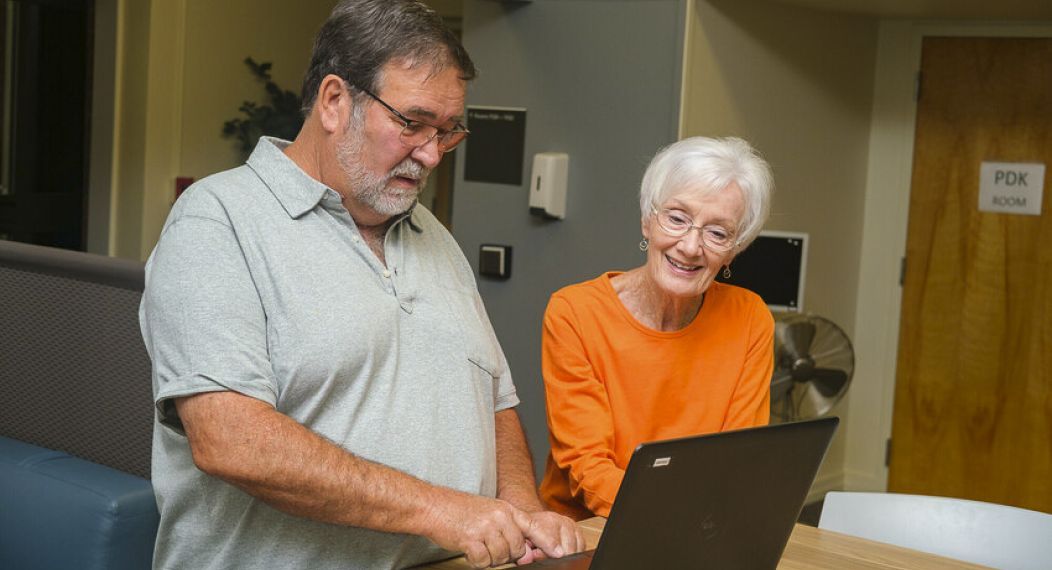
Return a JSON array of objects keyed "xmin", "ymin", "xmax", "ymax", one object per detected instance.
[
  {"xmin": 472, "ymin": 288, "xmax": 519, "ymax": 412},
  {"xmin": 140, "ymin": 214, "xmax": 278, "ymax": 434}
]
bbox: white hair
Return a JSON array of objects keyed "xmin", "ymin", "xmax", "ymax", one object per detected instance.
[{"xmin": 638, "ymin": 136, "xmax": 773, "ymax": 250}]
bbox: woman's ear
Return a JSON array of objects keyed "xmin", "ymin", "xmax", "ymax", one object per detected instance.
[{"xmin": 316, "ymin": 74, "xmax": 349, "ymax": 134}]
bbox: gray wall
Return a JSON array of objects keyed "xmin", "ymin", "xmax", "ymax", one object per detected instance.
[{"xmin": 455, "ymin": 0, "xmax": 687, "ymax": 474}]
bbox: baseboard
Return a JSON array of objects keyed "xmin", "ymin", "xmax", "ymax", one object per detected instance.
[{"xmin": 842, "ymin": 468, "xmax": 888, "ymax": 492}]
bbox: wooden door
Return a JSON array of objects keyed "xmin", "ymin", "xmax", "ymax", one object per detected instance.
[{"xmin": 889, "ymin": 37, "xmax": 1052, "ymax": 513}]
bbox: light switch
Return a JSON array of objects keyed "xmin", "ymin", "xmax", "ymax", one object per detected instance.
[{"xmin": 479, "ymin": 244, "xmax": 512, "ymax": 280}]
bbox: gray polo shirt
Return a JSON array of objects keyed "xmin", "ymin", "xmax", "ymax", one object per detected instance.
[{"xmin": 140, "ymin": 137, "xmax": 519, "ymax": 569}]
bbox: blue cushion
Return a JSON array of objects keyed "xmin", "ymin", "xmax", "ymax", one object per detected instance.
[{"xmin": 0, "ymin": 436, "xmax": 159, "ymax": 570}]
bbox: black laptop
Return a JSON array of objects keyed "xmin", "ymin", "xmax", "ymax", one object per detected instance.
[{"xmin": 522, "ymin": 417, "xmax": 838, "ymax": 569}]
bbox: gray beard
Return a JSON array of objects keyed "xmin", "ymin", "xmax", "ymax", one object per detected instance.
[{"xmin": 336, "ymin": 127, "xmax": 431, "ymax": 217}]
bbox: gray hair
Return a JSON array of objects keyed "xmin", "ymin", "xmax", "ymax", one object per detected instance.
[
  {"xmin": 638, "ymin": 136, "xmax": 773, "ymax": 250},
  {"xmin": 300, "ymin": 0, "xmax": 476, "ymax": 115}
]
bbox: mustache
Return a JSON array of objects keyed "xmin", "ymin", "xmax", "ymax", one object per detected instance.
[{"xmin": 389, "ymin": 159, "xmax": 429, "ymax": 183}]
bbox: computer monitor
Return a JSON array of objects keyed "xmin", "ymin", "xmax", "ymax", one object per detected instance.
[{"xmin": 717, "ymin": 230, "xmax": 808, "ymax": 313}]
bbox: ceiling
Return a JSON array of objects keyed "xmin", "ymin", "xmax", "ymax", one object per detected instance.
[{"xmin": 768, "ymin": 0, "xmax": 1052, "ymax": 20}]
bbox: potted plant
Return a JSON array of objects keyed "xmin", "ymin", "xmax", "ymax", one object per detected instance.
[{"xmin": 223, "ymin": 57, "xmax": 304, "ymax": 157}]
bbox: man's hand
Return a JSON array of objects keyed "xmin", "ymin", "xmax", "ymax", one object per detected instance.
[
  {"xmin": 422, "ymin": 492, "xmax": 585, "ymax": 568},
  {"xmin": 490, "ymin": 409, "xmax": 586, "ymax": 565},
  {"xmin": 513, "ymin": 510, "xmax": 586, "ymax": 565},
  {"xmin": 424, "ymin": 491, "xmax": 532, "ymax": 568}
]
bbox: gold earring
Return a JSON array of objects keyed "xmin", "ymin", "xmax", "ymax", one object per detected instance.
[
  {"xmin": 639, "ymin": 238, "xmax": 649, "ymax": 252},
  {"xmin": 722, "ymin": 266, "xmax": 732, "ymax": 279}
]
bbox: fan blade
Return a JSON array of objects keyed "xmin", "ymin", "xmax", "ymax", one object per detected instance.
[
  {"xmin": 781, "ymin": 320, "xmax": 816, "ymax": 362},
  {"xmin": 794, "ymin": 381, "xmax": 831, "ymax": 418},
  {"xmin": 810, "ymin": 367, "xmax": 848, "ymax": 397}
]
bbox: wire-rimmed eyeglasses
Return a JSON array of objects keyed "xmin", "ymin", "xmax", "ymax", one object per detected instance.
[
  {"xmin": 651, "ymin": 207, "xmax": 739, "ymax": 254},
  {"xmin": 357, "ymin": 86, "xmax": 469, "ymax": 153}
]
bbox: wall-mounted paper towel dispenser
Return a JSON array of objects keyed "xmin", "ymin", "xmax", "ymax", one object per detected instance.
[{"xmin": 528, "ymin": 152, "xmax": 568, "ymax": 219}]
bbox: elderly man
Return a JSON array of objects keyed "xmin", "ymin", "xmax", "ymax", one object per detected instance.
[{"xmin": 139, "ymin": 1, "xmax": 583, "ymax": 568}]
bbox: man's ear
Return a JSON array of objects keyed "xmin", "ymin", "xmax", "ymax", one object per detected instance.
[{"xmin": 316, "ymin": 74, "xmax": 349, "ymax": 134}]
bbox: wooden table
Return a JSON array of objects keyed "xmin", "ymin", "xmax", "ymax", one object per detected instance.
[{"xmin": 420, "ymin": 517, "xmax": 990, "ymax": 569}]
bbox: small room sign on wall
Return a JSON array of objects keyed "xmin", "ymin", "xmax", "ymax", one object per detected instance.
[
  {"xmin": 464, "ymin": 106, "xmax": 527, "ymax": 186},
  {"xmin": 978, "ymin": 162, "xmax": 1045, "ymax": 216}
]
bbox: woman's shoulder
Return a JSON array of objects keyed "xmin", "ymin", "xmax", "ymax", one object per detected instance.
[
  {"xmin": 546, "ymin": 272, "xmax": 625, "ymax": 319},
  {"xmin": 707, "ymin": 282, "xmax": 771, "ymax": 317},
  {"xmin": 697, "ymin": 284, "xmax": 774, "ymax": 342},
  {"xmin": 550, "ymin": 272, "xmax": 620, "ymax": 303}
]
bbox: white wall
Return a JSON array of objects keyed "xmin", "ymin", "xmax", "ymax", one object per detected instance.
[
  {"xmin": 179, "ymin": 1, "xmax": 335, "ymax": 181},
  {"xmin": 109, "ymin": 0, "xmax": 336, "ymax": 260},
  {"xmin": 109, "ymin": 0, "xmax": 152, "ymax": 259},
  {"xmin": 682, "ymin": 0, "xmax": 878, "ymax": 499}
]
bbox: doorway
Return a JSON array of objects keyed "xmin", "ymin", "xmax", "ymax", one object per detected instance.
[
  {"xmin": 0, "ymin": 0, "xmax": 92, "ymax": 250},
  {"xmin": 888, "ymin": 36, "xmax": 1052, "ymax": 513}
]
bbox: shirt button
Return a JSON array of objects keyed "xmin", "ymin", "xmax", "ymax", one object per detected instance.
[
  {"xmin": 382, "ymin": 269, "xmax": 391, "ymax": 278},
  {"xmin": 352, "ymin": 235, "xmax": 360, "ymax": 243}
]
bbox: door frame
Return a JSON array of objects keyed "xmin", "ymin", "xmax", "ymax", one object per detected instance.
[
  {"xmin": 87, "ymin": 0, "xmax": 116, "ymax": 255},
  {"xmin": 845, "ymin": 21, "xmax": 1052, "ymax": 493}
]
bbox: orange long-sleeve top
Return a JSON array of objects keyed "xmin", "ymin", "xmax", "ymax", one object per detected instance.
[{"xmin": 539, "ymin": 272, "xmax": 773, "ymax": 520}]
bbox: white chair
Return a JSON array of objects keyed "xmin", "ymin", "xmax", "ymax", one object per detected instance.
[{"xmin": 818, "ymin": 491, "xmax": 1052, "ymax": 570}]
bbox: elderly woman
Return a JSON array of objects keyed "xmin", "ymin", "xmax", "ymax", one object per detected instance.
[{"xmin": 539, "ymin": 136, "xmax": 775, "ymax": 520}]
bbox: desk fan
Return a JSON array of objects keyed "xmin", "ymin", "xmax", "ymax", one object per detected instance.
[{"xmin": 770, "ymin": 313, "xmax": 854, "ymax": 422}]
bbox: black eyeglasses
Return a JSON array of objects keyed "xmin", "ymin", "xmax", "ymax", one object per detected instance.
[{"xmin": 356, "ymin": 86, "xmax": 469, "ymax": 153}]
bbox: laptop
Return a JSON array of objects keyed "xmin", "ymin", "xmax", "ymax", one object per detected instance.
[{"xmin": 522, "ymin": 417, "xmax": 838, "ymax": 569}]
